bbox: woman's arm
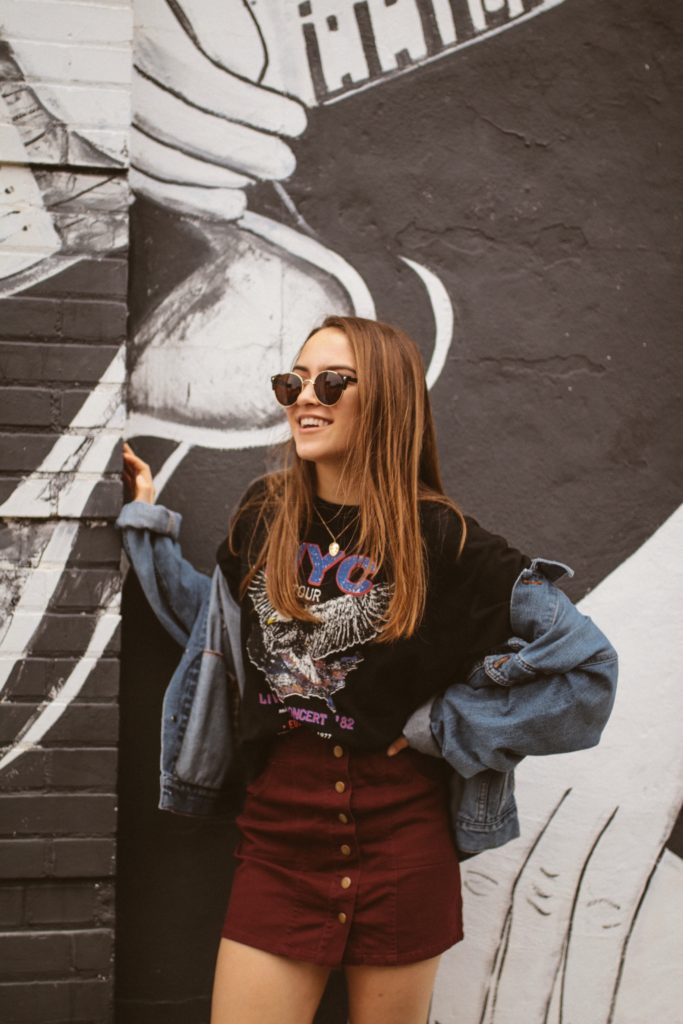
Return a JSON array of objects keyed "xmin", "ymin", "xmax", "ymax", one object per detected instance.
[
  {"xmin": 117, "ymin": 443, "xmax": 211, "ymax": 647},
  {"xmin": 402, "ymin": 560, "xmax": 618, "ymax": 775}
]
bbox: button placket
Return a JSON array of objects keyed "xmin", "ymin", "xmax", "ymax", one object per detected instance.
[{"xmin": 331, "ymin": 741, "xmax": 356, "ymax": 927}]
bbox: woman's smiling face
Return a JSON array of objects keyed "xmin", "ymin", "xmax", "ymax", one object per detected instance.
[{"xmin": 285, "ymin": 327, "xmax": 360, "ymax": 470}]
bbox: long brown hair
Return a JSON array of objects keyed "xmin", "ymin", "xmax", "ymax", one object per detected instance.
[{"xmin": 231, "ymin": 315, "xmax": 465, "ymax": 643}]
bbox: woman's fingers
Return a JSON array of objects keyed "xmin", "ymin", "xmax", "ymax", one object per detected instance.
[
  {"xmin": 122, "ymin": 442, "xmax": 148, "ymax": 470},
  {"xmin": 122, "ymin": 443, "xmax": 156, "ymax": 502},
  {"xmin": 386, "ymin": 736, "xmax": 410, "ymax": 757}
]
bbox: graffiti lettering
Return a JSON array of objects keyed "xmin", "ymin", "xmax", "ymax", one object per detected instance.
[{"xmin": 298, "ymin": 0, "xmax": 554, "ymax": 103}]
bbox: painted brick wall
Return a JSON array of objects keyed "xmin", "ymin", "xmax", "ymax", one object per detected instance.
[{"xmin": 0, "ymin": 3, "xmax": 131, "ymax": 1020}]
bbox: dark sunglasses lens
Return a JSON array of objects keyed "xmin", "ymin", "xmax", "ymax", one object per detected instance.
[
  {"xmin": 273, "ymin": 373, "xmax": 301, "ymax": 406},
  {"xmin": 315, "ymin": 371, "xmax": 344, "ymax": 405}
]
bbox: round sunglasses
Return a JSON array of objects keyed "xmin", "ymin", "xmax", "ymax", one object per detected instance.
[{"xmin": 271, "ymin": 371, "xmax": 358, "ymax": 407}]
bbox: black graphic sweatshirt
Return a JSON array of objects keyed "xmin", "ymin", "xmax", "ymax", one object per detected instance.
[{"xmin": 216, "ymin": 481, "xmax": 528, "ymax": 774}]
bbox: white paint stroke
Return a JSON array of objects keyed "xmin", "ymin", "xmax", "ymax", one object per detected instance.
[
  {"xmin": 0, "ymin": 520, "xmax": 79, "ymax": 694},
  {"xmin": 0, "ymin": 255, "xmax": 82, "ymax": 299},
  {"xmin": 0, "ymin": 603, "xmax": 120, "ymax": 773},
  {"xmin": 400, "ymin": 256, "xmax": 454, "ymax": 389},
  {"xmin": 0, "ymin": 431, "xmax": 179, "ymax": 766},
  {"xmin": 57, "ymin": 424, "xmax": 124, "ymax": 518},
  {"xmin": 0, "ymin": 346, "xmax": 125, "ymax": 518},
  {"xmin": 153, "ymin": 442, "xmax": 192, "ymax": 499},
  {"xmin": 125, "ymin": 413, "xmax": 290, "ymax": 451},
  {"xmin": 238, "ymin": 211, "xmax": 376, "ymax": 319},
  {"xmin": 0, "ymin": 340, "xmax": 126, "ymax": 695}
]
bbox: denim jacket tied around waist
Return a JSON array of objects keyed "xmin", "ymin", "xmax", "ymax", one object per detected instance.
[{"xmin": 115, "ymin": 500, "xmax": 618, "ymax": 856}]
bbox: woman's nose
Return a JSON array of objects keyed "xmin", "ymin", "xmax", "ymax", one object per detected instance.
[{"xmin": 297, "ymin": 378, "xmax": 319, "ymax": 403}]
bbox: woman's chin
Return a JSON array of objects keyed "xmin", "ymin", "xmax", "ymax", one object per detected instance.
[{"xmin": 294, "ymin": 438, "xmax": 339, "ymax": 464}]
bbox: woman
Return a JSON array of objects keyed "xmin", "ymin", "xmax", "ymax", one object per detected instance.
[{"xmin": 121, "ymin": 315, "xmax": 617, "ymax": 1024}]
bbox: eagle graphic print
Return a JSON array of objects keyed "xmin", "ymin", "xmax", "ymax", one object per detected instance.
[{"xmin": 246, "ymin": 541, "xmax": 393, "ymax": 715}]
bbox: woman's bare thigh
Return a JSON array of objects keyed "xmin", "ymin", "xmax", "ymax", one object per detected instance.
[
  {"xmin": 344, "ymin": 954, "xmax": 442, "ymax": 1024},
  {"xmin": 210, "ymin": 938, "xmax": 331, "ymax": 1024}
]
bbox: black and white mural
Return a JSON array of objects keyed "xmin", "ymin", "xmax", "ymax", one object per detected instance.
[{"xmin": 1, "ymin": 1, "xmax": 682, "ymax": 1021}]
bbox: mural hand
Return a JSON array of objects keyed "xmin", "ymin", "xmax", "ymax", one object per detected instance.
[{"xmin": 131, "ymin": 0, "xmax": 307, "ymax": 219}]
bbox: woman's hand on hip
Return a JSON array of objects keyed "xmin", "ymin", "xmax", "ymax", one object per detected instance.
[
  {"xmin": 122, "ymin": 442, "xmax": 156, "ymax": 504},
  {"xmin": 386, "ymin": 736, "xmax": 409, "ymax": 757}
]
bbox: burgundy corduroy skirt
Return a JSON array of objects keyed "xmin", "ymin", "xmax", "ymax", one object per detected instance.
[{"xmin": 221, "ymin": 727, "xmax": 463, "ymax": 967}]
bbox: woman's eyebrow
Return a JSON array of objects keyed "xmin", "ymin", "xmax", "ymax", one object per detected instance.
[{"xmin": 292, "ymin": 364, "xmax": 357, "ymax": 373}]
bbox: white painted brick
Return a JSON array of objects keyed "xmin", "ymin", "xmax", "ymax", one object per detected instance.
[
  {"xmin": 0, "ymin": 83, "xmax": 131, "ymax": 130},
  {"xmin": 5, "ymin": 1, "xmax": 133, "ymax": 44},
  {"xmin": 6, "ymin": 39, "xmax": 131, "ymax": 87}
]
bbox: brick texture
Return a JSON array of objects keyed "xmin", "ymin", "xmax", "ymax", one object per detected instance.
[{"xmin": 0, "ymin": 8, "xmax": 131, "ymax": 1021}]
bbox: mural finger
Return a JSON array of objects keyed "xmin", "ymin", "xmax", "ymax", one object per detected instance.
[
  {"xmin": 169, "ymin": 0, "xmax": 270, "ymax": 81},
  {"xmin": 554, "ymin": 808, "xmax": 670, "ymax": 1024},
  {"xmin": 131, "ymin": 128, "xmax": 253, "ymax": 189},
  {"xmin": 485, "ymin": 797, "xmax": 619, "ymax": 1024},
  {"xmin": 135, "ymin": 32, "xmax": 306, "ymax": 136},
  {"xmin": 129, "ymin": 169, "xmax": 246, "ymax": 221},
  {"xmin": 133, "ymin": 71, "xmax": 297, "ymax": 180}
]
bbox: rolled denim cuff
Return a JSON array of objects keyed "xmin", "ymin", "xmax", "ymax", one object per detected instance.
[
  {"xmin": 527, "ymin": 557, "xmax": 574, "ymax": 582},
  {"xmin": 403, "ymin": 699, "xmax": 442, "ymax": 757},
  {"xmin": 115, "ymin": 501, "xmax": 182, "ymax": 540}
]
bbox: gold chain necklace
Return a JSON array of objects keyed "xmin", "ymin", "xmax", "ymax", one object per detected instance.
[{"xmin": 315, "ymin": 505, "xmax": 347, "ymax": 556}]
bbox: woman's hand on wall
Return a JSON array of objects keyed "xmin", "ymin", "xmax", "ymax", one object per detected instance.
[{"xmin": 122, "ymin": 442, "xmax": 156, "ymax": 504}]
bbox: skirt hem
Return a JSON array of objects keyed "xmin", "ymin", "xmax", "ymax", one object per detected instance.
[{"xmin": 220, "ymin": 927, "xmax": 465, "ymax": 968}]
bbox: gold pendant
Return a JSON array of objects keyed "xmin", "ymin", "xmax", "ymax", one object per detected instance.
[{"xmin": 328, "ymin": 542, "xmax": 340, "ymax": 556}]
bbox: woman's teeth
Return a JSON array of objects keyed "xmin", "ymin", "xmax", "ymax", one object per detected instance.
[{"xmin": 300, "ymin": 417, "xmax": 330, "ymax": 429}]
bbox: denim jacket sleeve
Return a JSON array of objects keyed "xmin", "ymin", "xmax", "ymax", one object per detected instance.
[
  {"xmin": 115, "ymin": 500, "xmax": 211, "ymax": 648},
  {"xmin": 404, "ymin": 558, "xmax": 619, "ymax": 778}
]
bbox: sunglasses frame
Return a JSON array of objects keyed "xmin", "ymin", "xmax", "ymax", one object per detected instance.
[{"xmin": 271, "ymin": 370, "xmax": 358, "ymax": 407}]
